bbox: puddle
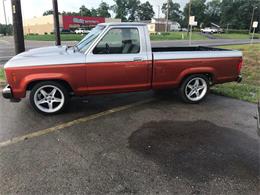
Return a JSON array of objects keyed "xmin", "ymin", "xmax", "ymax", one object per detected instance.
[{"xmin": 129, "ymin": 120, "xmax": 260, "ymax": 184}]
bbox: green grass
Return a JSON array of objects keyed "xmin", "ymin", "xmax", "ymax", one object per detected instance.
[
  {"xmin": 213, "ymin": 33, "xmax": 260, "ymax": 39},
  {"xmin": 24, "ymin": 34, "xmax": 84, "ymax": 42},
  {"xmin": 212, "ymin": 44, "xmax": 260, "ymax": 103},
  {"xmin": 24, "ymin": 32, "xmax": 208, "ymax": 42},
  {"xmin": 150, "ymin": 32, "xmax": 208, "ymax": 41},
  {"xmin": 0, "ymin": 67, "xmax": 5, "ymax": 82}
]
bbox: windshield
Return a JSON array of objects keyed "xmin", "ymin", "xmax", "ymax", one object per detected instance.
[{"xmin": 75, "ymin": 25, "xmax": 106, "ymax": 52}]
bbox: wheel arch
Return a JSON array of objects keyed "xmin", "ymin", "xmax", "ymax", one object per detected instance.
[
  {"xmin": 179, "ymin": 72, "xmax": 214, "ymax": 87},
  {"xmin": 26, "ymin": 79, "xmax": 74, "ymax": 94}
]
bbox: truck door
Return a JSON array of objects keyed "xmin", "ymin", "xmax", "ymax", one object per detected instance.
[{"xmin": 85, "ymin": 26, "xmax": 152, "ymax": 94}]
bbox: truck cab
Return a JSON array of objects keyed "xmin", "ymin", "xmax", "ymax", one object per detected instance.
[{"xmin": 2, "ymin": 23, "xmax": 243, "ymax": 114}]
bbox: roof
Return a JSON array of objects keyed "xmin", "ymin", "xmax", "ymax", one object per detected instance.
[{"xmin": 99, "ymin": 22, "xmax": 147, "ymax": 27}]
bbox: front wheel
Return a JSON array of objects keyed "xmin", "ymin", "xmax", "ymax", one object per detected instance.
[
  {"xmin": 30, "ymin": 81, "xmax": 69, "ymax": 115},
  {"xmin": 179, "ymin": 74, "xmax": 209, "ymax": 104}
]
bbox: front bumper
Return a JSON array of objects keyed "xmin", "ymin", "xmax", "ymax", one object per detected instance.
[
  {"xmin": 2, "ymin": 85, "xmax": 21, "ymax": 102},
  {"xmin": 2, "ymin": 85, "xmax": 12, "ymax": 99},
  {"xmin": 237, "ymin": 75, "xmax": 242, "ymax": 83}
]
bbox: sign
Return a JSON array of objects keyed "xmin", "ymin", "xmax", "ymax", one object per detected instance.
[
  {"xmin": 189, "ymin": 16, "xmax": 195, "ymax": 24},
  {"xmin": 253, "ymin": 21, "xmax": 258, "ymax": 28},
  {"xmin": 62, "ymin": 15, "xmax": 105, "ymax": 30},
  {"xmin": 189, "ymin": 16, "xmax": 197, "ymax": 26}
]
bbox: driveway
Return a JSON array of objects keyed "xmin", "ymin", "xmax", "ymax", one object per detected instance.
[{"xmin": 0, "ymin": 90, "xmax": 259, "ymax": 194}]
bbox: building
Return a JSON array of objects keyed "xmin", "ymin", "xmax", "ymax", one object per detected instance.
[
  {"xmin": 23, "ymin": 15, "xmax": 121, "ymax": 35},
  {"xmin": 147, "ymin": 18, "xmax": 181, "ymax": 33}
]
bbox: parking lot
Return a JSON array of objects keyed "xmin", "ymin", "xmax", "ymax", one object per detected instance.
[
  {"xmin": 1, "ymin": 35, "xmax": 260, "ymax": 194},
  {"xmin": 0, "ymin": 89, "xmax": 259, "ymax": 194}
]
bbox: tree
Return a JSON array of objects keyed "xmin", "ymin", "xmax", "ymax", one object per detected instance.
[
  {"xmin": 112, "ymin": 0, "xmax": 128, "ymax": 21},
  {"xmin": 137, "ymin": 1, "xmax": 154, "ymax": 21},
  {"xmin": 183, "ymin": 0, "xmax": 206, "ymax": 27},
  {"xmin": 220, "ymin": 0, "xmax": 260, "ymax": 31},
  {"xmin": 79, "ymin": 5, "xmax": 91, "ymax": 16},
  {"xmin": 91, "ymin": 8, "xmax": 98, "ymax": 17},
  {"xmin": 162, "ymin": 0, "xmax": 182, "ymax": 23},
  {"xmin": 204, "ymin": 0, "xmax": 221, "ymax": 27},
  {"xmin": 127, "ymin": 0, "xmax": 141, "ymax": 21},
  {"xmin": 62, "ymin": 11, "xmax": 79, "ymax": 16},
  {"xmin": 43, "ymin": 10, "xmax": 54, "ymax": 16},
  {"xmin": 0, "ymin": 24, "xmax": 13, "ymax": 35},
  {"xmin": 97, "ymin": 2, "xmax": 111, "ymax": 18}
]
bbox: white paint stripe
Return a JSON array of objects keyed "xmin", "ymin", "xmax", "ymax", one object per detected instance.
[{"xmin": 0, "ymin": 98, "xmax": 154, "ymax": 148}]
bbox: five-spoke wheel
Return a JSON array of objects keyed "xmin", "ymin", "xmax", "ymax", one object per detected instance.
[
  {"xmin": 179, "ymin": 74, "xmax": 209, "ymax": 103},
  {"xmin": 30, "ymin": 81, "xmax": 69, "ymax": 114}
]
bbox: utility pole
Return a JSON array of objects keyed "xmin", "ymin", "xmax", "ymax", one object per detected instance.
[
  {"xmin": 2, "ymin": 0, "xmax": 7, "ymax": 25},
  {"xmin": 249, "ymin": 6, "xmax": 257, "ymax": 34},
  {"xmin": 11, "ymin": 0, "xmax": 25, "ymax": 54},
  {"xmin": 52, "ymin": 0, "xmax": 61, "ymax": 46},
  {"xmin": 158, "ymin": 5, "xmax": 160, "ymax": 32},
  {"xmin": 187, "ymin": 0, "xmax": 192, "ymax": 35},
  {"xmin": 165, "ymin": 0, "xmax": 169, "ymax": 32}
]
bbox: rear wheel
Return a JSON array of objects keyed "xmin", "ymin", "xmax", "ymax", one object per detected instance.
[
  {"xmin": 179, "ymin": 74, "xmax": 209, "ymax": 104},
  {"xmin": 30, "ymin": 81, "xmax": 69, "ymax": 115}
]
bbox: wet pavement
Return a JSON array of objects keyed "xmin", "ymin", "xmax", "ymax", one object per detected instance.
[{"xmin": 0, "ymin": 91, "xmax": 259, "ymax": 194}]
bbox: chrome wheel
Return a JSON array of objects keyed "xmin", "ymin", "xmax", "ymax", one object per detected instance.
[
  {"xmin": 185, "ymin": 77, "xmax": 207, "ymax": 102},
  {"xmin": 33, "ymin": 85, "xmax": 65, "ymax": 114}
]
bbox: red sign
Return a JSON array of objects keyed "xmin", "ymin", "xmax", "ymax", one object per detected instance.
[{"xmin": 62, "ymin": 15, "xmax": 105, "ymax": 29}]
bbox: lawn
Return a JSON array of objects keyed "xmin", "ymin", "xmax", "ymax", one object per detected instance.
[
  {"xmin": 212, "ymin": 44, "xmax": 260, "ymax": 103},
  {"xmin": 24, "ymin": 34, "xmax": 84, "ymax": 42},
  {"xmin": 0, "ymin": 67, "xmax": 5, "ymax": 82},
  {"xmin": 213, "ymin": 33, "xmax": 260, "ymax": 39},
  {"xmin": 24, "ymin": 32, "xmax": 260, "ymax": 42},
  {"xmin": 150, "ymin": 32, "xmax": 208, "ymax": 41},
  {"xmin": 24, "ymin": 32, "xmax": 208, "ymax": 42}
]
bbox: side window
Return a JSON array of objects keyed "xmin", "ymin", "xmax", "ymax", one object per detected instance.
[{"xmin": 93, "ymin": 28, "xmax": 140, "ymax": 55}]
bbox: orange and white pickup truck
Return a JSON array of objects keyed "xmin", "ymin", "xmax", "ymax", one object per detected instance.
[{"xmin": 2, "ymin": 23, "xmax": 243, "ymax": 114}]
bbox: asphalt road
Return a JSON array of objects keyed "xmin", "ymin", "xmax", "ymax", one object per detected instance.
[
  {"xmin": 0, "ymin": 90, "xmax": 259, "ymax": 194},
  {"xmin": 1, "ymin": 36, "xmax": 260, "ymax": 64}
]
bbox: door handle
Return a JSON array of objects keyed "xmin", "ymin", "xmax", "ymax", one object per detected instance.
[{"xmin": 133, "ymin": 57, "xmax": 144, "ymax": 62}]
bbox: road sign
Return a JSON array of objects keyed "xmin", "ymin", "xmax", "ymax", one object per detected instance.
[
  {"xmin": 189, "ymin": 16, "xmax": 197, "ymax": 26},
  {"xmin": 253, "ymin": 21, "xmax": 258, "ymax": 28},
  {"xmin": 251, "ymin": 21, "xmax": 258, "ymax": 44}
]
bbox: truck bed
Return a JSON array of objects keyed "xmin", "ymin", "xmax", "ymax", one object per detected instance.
[
  {"xmin": 152, "ymin": 46, "xmax": 227, "ymax": 52},
  {"xmin": 152, "ymin": 46, "xmax": 242, "ymax": 61}
]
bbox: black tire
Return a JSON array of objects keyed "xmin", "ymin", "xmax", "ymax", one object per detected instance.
[
  {"xmin": 179, "ymin": 74, "xmax": 210, "ymax": 104},
  {"xmin": 30, "ymin": 81, "xmax": 69, "ymax": 115}
]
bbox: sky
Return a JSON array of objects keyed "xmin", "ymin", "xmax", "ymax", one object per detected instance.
[{"xmin": 0, "ymin": 0, "xmax": 189, "ymax": 24}]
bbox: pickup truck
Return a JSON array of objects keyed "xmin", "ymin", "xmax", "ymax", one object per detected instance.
[
  {"xmin": 2, "ymin": 23, "xmax": 243, "ymax": 114},
  {"xmin": 201, "ymin": 27, "xmax": 219, "ymax": 34}
]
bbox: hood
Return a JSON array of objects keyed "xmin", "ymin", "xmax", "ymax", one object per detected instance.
[
  {"xmin": 4, "ymin": 46, "xmax": 86, "ymax": 68},
  {"xmin": 21, "ymin": 46, "xmax": 67, "ymax": 57}
]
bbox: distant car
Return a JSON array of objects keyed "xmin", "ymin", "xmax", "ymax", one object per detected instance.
[
  {"xmin": 61, "ymin": 29, "xmax": 73, "ymax": 34},
  {"xmin": 75, "ymin": 29, "xmax": 90, "ymax": 34},
  {"xmin": 201, "ymin": 27, "xmax": 218, "ymax": 34},
  {"xmin": 181, "ymin": 28, "xmax": 188, "ymax": 32}
]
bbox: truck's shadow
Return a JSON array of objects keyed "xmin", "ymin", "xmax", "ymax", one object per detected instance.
[{"xmin": 129, "ymin": 120, "xmax": 259, "ymax": 185}]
